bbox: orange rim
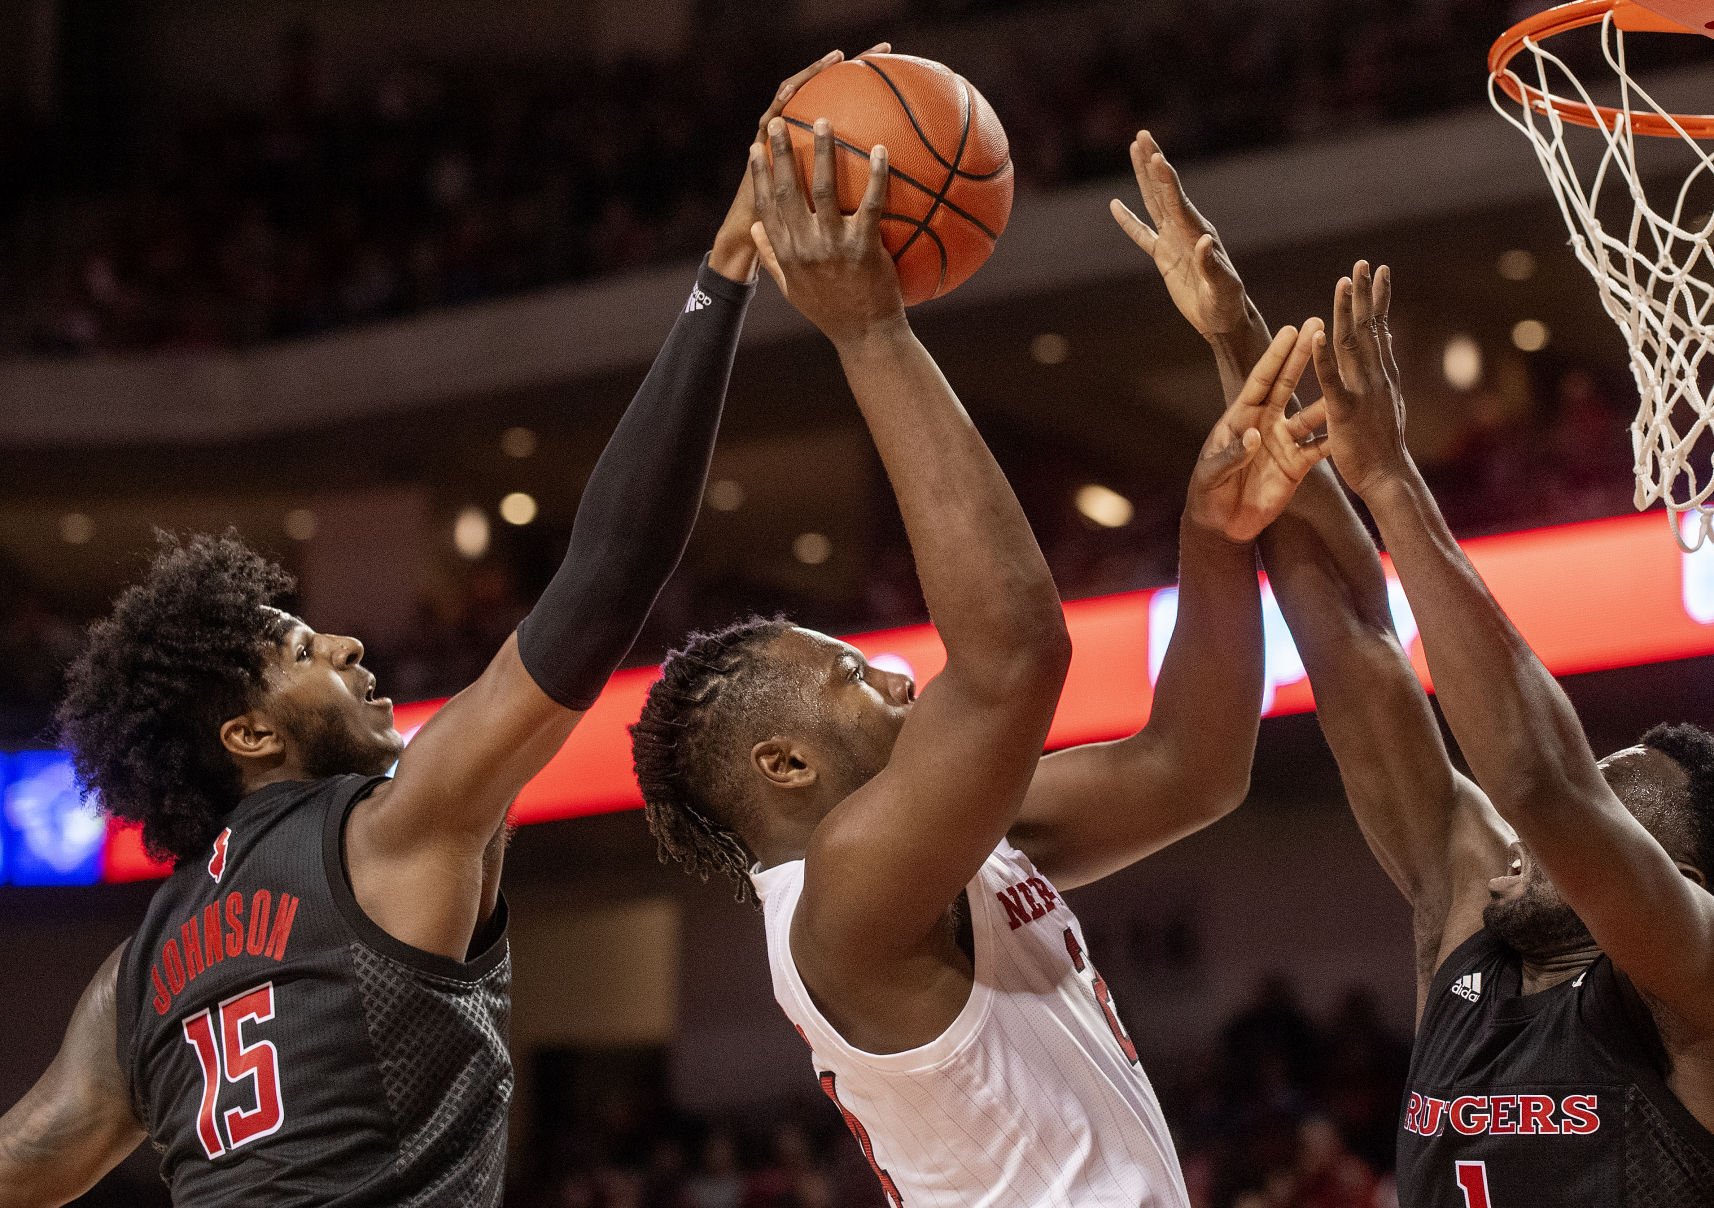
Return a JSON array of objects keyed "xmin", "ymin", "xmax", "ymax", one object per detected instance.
[{"xmin": 1489, "ymin": 0, "xmax": 1714, "ymax": 138}]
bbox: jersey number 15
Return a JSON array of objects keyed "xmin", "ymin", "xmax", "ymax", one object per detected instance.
[{"xmin": 181, "ymin": 982, "xmax": 285, "ymax": 1160}]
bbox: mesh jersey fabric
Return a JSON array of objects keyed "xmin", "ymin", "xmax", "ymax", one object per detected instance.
[
  {"xmin": 115, "ymin": 775, "xmax": 513, "ymax": 1207},
  {"xmin": 1396, "ymin": 926, "xmax": 1714, "ymax": 1207}
]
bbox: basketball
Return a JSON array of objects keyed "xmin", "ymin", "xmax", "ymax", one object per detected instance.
[{"xmin": 778, "ymin": 53, "xmax": 1013, "ymax": 306}]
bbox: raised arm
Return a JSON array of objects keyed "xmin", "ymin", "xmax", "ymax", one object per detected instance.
[
  {"xmin": 340, "ymin": 60, "xmax": 883, "ymax": 958},
  {"xmin": 1009, "ymin": 324, "xmax": 1330, "ymax": 889},
  {"xmin": 749, "ymin": 117, "xmax": 1069, "ymax": 965},
  {"xmin": 1109, "ymin": 138, "xmax": 1510, "ymax": 1005},
  {"xmin": 0, "ymin": 946, "xmax": 143, "ymax": 1208},
  {"xmin": 1316, "ymin": 261, "xmax": 1714, "ymax": 1033}
]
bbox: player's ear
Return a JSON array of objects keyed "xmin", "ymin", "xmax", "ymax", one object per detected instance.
[
  {"xmin": 221, "ymin": 711, "xmax": 285, "ymax": 762},
  {"xmin": 751, "ymin": 738, "xmax": 818, "ymax": 790},
  {"xmin": 1675, "ymin": 860, "xmax": 1707, "ymax": 890}
]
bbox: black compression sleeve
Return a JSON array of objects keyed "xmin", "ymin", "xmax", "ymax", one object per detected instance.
[{"xmin": 515, "ymin": 255, "xmax": 754, "ymax": 708}]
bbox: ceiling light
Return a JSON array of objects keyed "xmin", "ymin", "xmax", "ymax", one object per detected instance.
[
  {"xmin": 793, "ymin": 532, "xmax": 832, "ymax": 565},
  {"xmin": 1497, "ymin": 249, "xmax": 1537, "ymax": 281},
  {"xmin": 707, "ymin": 479, "xmax": 745, "ymax": 512},
  {"xmin": 1443, "ymin": 334, "xmax": 1482, "ymax": 390},
  {"xmin": 454, "ymin": 507, "xmax": 490, "ymax": 559},
  {"xmin": 1075, "ymin": 485, "xmax": 1133, "ymax": 528},
  {"xmin": 1511, "ymin": 319, "xmax": 1549, "ymax": 352},
  {"xmin": 500, "ymin": 492, "xmax": 538, "ymax": 525}
]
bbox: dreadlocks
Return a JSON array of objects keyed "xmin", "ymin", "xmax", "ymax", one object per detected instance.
[
  {"xmin": 630, "ymin": 616, "xmax": 793, "ymax": 905},
  {"xmin": 56, "ymin": 532, "xmax": 294, "ymax": 865}
]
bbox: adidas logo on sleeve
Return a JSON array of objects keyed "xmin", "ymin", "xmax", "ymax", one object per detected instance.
[
  {"xmin": 684, "ymin": 287, "xmax": 713, "ymax": 313},
  {"xmin": 1451, "ymin": 972, "xmax": 1484, "ymax": 1003}
]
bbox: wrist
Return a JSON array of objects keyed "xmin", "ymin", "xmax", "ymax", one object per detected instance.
[
  {"xmin": 1353, "ymin": 454, "xmax": 1423, "ymax": 510},
  {"xmin": 1179, "ymin": 513, "xmax": 1257, "ymax": 555},
  {"xmin": 1204, "ymin": 302, "xmax": 1269, "ymax": 355},
  {"xmin": 708, "ymin": 228, "xmax": 759, "ymax": 285},
  {"xmin": 829, "ymin": 311, "xmax": 913, "ymax": 360}
]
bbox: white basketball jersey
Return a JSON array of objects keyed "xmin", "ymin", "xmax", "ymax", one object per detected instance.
[{"xmin": 752, "ymin": 840, "xmax": 1190, "ymax": 1208}]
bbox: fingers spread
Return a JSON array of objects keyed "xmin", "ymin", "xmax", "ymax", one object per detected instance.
[
  {"xmin": 1194, "ymin": 232, "xmax": 1220, "ymax": 277},
  {"xmin": 1264, "ymin": 320, "xmax": 1320, "ymax": 420},
  {"xmin": 1284, "ymin": 397, "xmax": 1329, "ymax": 445},
  {"xmin": 1311, "ymin": 330, "xmax": 1348, "ymax": 405},
  {"xmin": 763, "ymin": 51, "xmax": 843, "ymax": 131},
  {"xmin": 768, "ymin": 118, "xmax": 811, "ymax": 224},
  {"xmin": 749, "ymin": 143, "xmax": 776, "ymax": 224},
  {"xmin": 811, "ymin": 118, "xmax": 839, "ymax": 227},
  {"xmin": 1375, "ymin": 264, "xmax": 1402, "ymax": 383},
  {"xmin": 1110, "ymin": 198, "xmax": 1157, "ymax": 254},
  {"xmin": 751, "ymin": 222, "xmax": 787, "ymax": 294},
  {"xmin": 1350, "ymin": 260, "xmax": 1374, "ymax": 327},
  {"xmin": 1151, "ymin": 150, "xmax": 1202, "ymax": 228},
  {"xmin": 1329, "ymin": 275, "xmax": 1366, "ymax": 389},
  {"xmin": 1235, "ymin": 325, "xmax": 1300, "ymax": 410},
  {"xmin": 854, "ymin": 144, "xmax": 889, "ymax": 245},
  {"xmin": 860, "ymin": 42, "xmax": 891, "ymax": 56},
  {"xmin": 1349, "ymin": 260, "xmax": 1387, "ymax": 381}
]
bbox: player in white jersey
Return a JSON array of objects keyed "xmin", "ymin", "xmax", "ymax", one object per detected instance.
[{"xmin": 631, "ymin": 121, "xmax": 1331, "ymax": 1208}]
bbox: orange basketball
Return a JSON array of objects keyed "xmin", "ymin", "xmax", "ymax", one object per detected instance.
[{"xmin": 778, "ymin": 53, "xmax": 1013, "ymax": 307}]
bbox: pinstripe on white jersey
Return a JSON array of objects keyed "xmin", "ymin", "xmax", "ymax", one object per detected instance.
[{"xmin": 753, "ymin": 840, "xmax": 1191, "ymax": 1208}]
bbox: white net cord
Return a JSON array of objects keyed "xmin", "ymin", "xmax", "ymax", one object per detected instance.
[{"xmin": 1490, "ymin": 13, "xmax": 1714, "ymax": 550}]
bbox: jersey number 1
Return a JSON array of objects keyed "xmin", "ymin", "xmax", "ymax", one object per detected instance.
[
  {"xmin": 1455, "ymin": 1161, "xmax": 1493, "ymax": 1208},
  {"xmin": 181, "ymin": 982, "xmax": 285, "ymax": 1159}
]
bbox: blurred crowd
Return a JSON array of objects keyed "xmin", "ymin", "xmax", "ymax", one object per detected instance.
[
  {"xmin": 511, "ymin": 977, "xmax": 1410, "ymax": 1208},
  {"xmin": 5, "ymin": 0, "xmax": 1672, "ymax": 356},
  {"xmin": 0, "ymin": 355, "xmax": 1639, "ymax": 748}
]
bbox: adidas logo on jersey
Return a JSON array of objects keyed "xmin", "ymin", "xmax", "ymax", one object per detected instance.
[
  {"xmin": 684, "ymin": 287, "xmax": 713, "ymax": 313},
  {"xmin": 1450, "ymin": 972, "xmax": 1483, "ymax": 1003}
]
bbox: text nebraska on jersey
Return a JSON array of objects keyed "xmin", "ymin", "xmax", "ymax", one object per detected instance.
[{"xmin": 149, "ymin": 889, "xmax": 301, "ymax": 1015}]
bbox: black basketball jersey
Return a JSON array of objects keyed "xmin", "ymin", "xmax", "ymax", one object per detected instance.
[
  {"xmin": 1396, "ymin": 927, "xmax": 1714, "ymax": 1206},
  {"xmin": 114, "ymin": 775, "xmax": 513, "ymax": 1207}
]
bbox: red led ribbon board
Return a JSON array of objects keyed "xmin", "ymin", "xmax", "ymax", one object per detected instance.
[{"xmin": 103, "ymin": 511, "xmax": 1714, "ymax": 882}]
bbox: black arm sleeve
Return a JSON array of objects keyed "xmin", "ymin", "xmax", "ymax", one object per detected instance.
[{"xmin": 515, "ymin": 255, "xmax": 754, "ymax": 708}]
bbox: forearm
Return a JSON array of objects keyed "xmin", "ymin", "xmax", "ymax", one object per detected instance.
[
  {"xmin": 1206, "ymin": 304, "xmax": 1274, "ymax": 402},
  {"xmin": 516, "ymin": 257, "xmax": 753, "ymax": 707},
  {"xmin": 1361, "ymin": 466, "xmax": 1606, "ymax": 813},
  {"xmin": 1144, "ymin": 521, "xmax": 1264, "ymax": 804},
  {"xmin": 835, "ymin": 320, "xmax": 1067, "ymax": 668}
]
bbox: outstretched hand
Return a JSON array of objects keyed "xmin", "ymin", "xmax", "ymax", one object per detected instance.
[
  {"xmin": 749, "ymin": 116, "xmax": 904, "ymax": 346},
  {"xmin": 1186, "ymin": 322, "xmax": 1331, "ymax": 543},
  {"xmin": 711, "ymin": 45, "xmax": 890, "ymax": 281},
  {"xmin": 1111, "ymin": 131, "xmax": 1248, "ymax": 340},
  {"xmin": 1310, "ymin": 261, "xmax": 1412, "ymax": 498}
]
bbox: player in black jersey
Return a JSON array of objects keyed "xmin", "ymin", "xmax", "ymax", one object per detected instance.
[
  {"xmin": 0, "ymin": 54, "xmax": 868, "ymax": 1208},
  {"xmin": 1118, "ymin": 133, "xmax": 1714, "ymax": 1205}
]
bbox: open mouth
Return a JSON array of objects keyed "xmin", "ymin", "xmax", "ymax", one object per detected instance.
[
  {"xmin": 1488, "ymin": 843, "xmax": 1528, "ymax": 896},
  {"xmin": 362, "ymin": 678, "xmax": 392, "ymax": 709}
]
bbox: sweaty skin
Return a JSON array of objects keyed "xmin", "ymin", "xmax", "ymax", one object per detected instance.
[
  {"xmin": 1120, "ymin": 129, "xmax": 1714, "ymax": 1134},
  {"xmin": 0, "ymin": 53, "xmax": 863, "ymax": 1207},
  {"xmin": 1113, "ymin": 131, "xmax": 1510, "ymax": 1022},
  {"xmin": 1312, "ymin": 262, "xmax": 1714, "ymax": 1132},
  {"xmin": 743, "ymin": 114, "xmax": 1330, "ymax": 1055}
]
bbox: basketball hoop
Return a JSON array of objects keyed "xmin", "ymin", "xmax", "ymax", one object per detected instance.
[{"xmin": 1490, "ymin": 0, "xmax": 1714, "ymax": 549}]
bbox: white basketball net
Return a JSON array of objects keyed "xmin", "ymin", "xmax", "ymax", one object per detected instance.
[{"xmin": 1490, "ymin": 12, "xmax": 1714, "ymax": 550}]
